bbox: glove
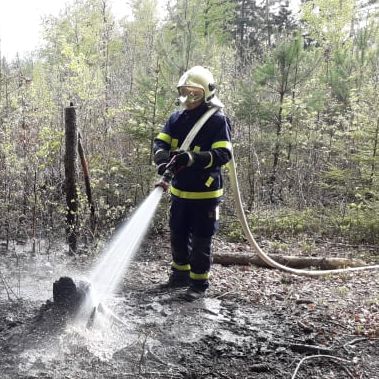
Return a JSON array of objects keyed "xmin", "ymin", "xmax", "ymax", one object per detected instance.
[
  {"xmin": 154, "ymin": 149, "xmax": 170, "ymax": 175},
  {"xmin": 166, "ymin": 152, "xmax": 194, "ymax": 175},
  {"xmin": 167, "ymin": 151, "xmax": 214, "ymax": 175},
  {"xmin": 154, "ymin": 149, "xmax": 170, "ymax": 165},
  {"xmin": 157, "ymin": 162, "xmax": 168, "ymax": 176},
  {"xmin": 191, "ymin": 151, "xmax": 213, "ymax": 169}
]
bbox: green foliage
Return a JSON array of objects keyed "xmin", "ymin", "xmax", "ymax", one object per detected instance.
[
  {"xmin": 222, "ymin": 201, "xmax": 379, "ymax": 245},
  {"xmin": 0, "ymin": 0, "xmax": 378, "ymax": 249},
  {"xmin": 158, "ymin": 0, "xmax": 235, "ymax": 73},
  {"xmin": 328, "ymin": 47, "xmax": 354, "ymax": 103},
  {"xmin": 253, "ymin": 34, "xmax": 304, "ymax": 89},
  {"xmin": 320, "ymin": 166, "xmax": 354, "ymax": 197},
  {"xmin": 340, "ymin": 194, "xmax": 379, "ymax": 244},
  {"xmin": 36, "ymin": 127, "xmax": 64, "ymax": 169},
  {"xmin": 251, "ymin": 208, "xmax": 323, "ymax": 237},
  {"xmin": 302, "ymin": 0, "xmax": 354, "ymax": 47},
  {"xmin": 221, "ymin": 208, "xmax": 322, "ymax": 243},
  {"xmin": 222, "ymin": 219, "xmax": 245, "ymax": 242}
]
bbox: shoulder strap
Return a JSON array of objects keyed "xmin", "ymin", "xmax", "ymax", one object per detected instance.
[{"xmin": 179, "ymin": 107, "xmax": 220, "ymax": 151}]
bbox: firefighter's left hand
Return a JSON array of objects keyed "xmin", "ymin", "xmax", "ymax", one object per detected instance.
[{"xmin": 167, "ymin": 152, "xmax": 194, "ymax": 174}]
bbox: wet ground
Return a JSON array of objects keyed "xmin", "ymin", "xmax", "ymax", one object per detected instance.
[{"xmin": 0, "ymin": 236, "xmax": 378, "ymax": 378}]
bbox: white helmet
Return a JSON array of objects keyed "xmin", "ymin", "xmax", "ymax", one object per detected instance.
[{"xmin": 177, "ymin": 66, "xmax": 224, "ymax": 108}]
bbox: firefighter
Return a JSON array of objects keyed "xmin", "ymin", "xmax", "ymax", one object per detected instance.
[{"xmin": 153, "ymin": 66, "xmax": 232, "ymax": 301}]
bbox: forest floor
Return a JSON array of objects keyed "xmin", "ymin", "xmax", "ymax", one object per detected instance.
[{"xmin": 0, "ymin": 233, "xmax": 378, "ymax": 379}]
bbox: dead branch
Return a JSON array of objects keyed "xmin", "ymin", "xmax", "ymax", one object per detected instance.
[
  {"xmin": 342, "ymin": 337, "xmax": 376, "ymax": 353},
  {"xmin": 147, "ymin": 345, "xmax": 168, "ymax": 366},
  {"xmin": 288, "ymin": 343, "xmax": 334, "ymax": 355},
  {"xmin": 139, "ymin": 333, "xmax": 150, "ymax": 374},
  {"xmin": 0, "ymin": 269, "xmax": 19, "ymax": 300},
  {"xmin": 291, "ymin": 354, "xmax": 352, "ymax": 379},
  {"xmin": 78, "ymin": 130, "xmax": 97, "ymax": 234},
  {"xmin": 215, "ymin": 290, "xmax": 238, "ymax": 300},
  {"xmin": 114, "ymin": 372, "xmax": 182, "ymax": 378},
  {"xmin": 343, "ymin": 337, "xmax": 368, "ymax": 349},
  {"xmin": 297, "ymin": 320, "xmax": 314, "ymax": 333}
]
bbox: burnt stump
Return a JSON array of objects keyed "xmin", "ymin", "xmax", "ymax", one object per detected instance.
[{"xmin": 53, "ymin": 276, "xmax": 91, "ymax": 311}]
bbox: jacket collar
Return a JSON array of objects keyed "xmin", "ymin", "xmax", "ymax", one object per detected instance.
[{"xmin": 182, "ymin": 102, "xmax": 209, "ymax": 117}]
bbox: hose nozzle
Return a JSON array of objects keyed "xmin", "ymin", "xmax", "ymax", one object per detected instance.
[{"xmin": 155, "ymin": 168, "xmax": 174, "ymax": 192}]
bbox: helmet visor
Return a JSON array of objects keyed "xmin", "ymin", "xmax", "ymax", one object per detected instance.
[{"xmin": 178, "ymin": 86, "xmax": 204, "ymax": 106}]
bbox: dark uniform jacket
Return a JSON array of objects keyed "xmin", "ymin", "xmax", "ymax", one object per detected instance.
[{"xmin": 154, "ymin": 103, "xmax": 232, "ymax": 202}]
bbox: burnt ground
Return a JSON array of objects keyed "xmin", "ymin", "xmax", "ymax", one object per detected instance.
[{"xmin": 0, "ymin": 234, "xmax": 378, "ymax": 379}]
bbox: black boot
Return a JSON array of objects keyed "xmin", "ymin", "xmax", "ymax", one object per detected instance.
[
  {"xmin": 182, "ymin": 287, "xmax": 206, "ymax": 301},
  {"xmin": 159, "ymin": 270, "xmax": 190, "ymax": 289},
  {"xmin": 183, "ymin": 235, "xmax": 211, "ymax": 301}
]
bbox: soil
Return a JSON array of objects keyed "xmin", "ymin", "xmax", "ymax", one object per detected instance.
[{"xmin": 0, "ymin": 234, "xmax": 378, "ymax": 379}]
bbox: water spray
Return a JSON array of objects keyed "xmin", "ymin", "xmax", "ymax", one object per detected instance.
[{"xmin": 72, "ymin": 186, "xmax": 164, "ymax": 328}]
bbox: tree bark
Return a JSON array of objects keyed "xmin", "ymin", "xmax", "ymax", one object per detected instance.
[
  {"xmin": 32, "ymin": 170, "xmax": 37, "ymax": 255},
  {"xmin": 149, "ymin": 59, "xmax": 160, "ymax": 165},
  {"xmin": 64, "ymin": 104, "xmax": 79, "ymax": 255},
  {"xmin": 369, "ymin": 117, "xmax": 379, "ymax": 187},
  {"xmin": 213, "ymin": 251, "xmax": 366, "ymax": 270},
  {"xmin": 268, "ymin": 90, "xmax": 284, "ymax": 203}
]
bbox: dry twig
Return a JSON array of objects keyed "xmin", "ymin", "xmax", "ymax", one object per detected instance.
[
  {"xmin": 138, "ymin": 333, "xmax": 150, "ymax": 374},
  {"xmin": 0, "ymin": 269, "xmax": 19, "ymax": 300},
  {"xmin": 291, "ymin": 354, "xmax": 352, "ymax": 379},
  {"xmin": 343, "ymin": 337, "xmax": 368, "ymax": 349},
  {"xmin": 215, "ymin": 291, "xmax": 237, "ymax": 299}
]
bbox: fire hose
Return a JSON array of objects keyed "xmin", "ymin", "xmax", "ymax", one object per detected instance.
[
  {"xmin": 157, "ymin": 106, "xmax": 379, "ymax": 277},
  {"xmin": 228, "ymin": 150, "xmax": 379, "ymax": 277}
]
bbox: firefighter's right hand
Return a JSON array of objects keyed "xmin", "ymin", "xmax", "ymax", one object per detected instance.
[
  {"xmin": 157, "ymin": 163, "xmax": 167, "ymax": 176},
  {"xmin": 154, "ymin": 149, "xmax": 170, "ymax": 175}
]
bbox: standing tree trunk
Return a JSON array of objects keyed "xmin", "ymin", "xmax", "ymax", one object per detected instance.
[
  {"xmin": 64, "ymin": 103, "xmax": 79, "ymax": 255},
  {"xmin": 32, "ymin": 171, "xmax": 37, "ymax": 255},
  {"xmin": 268, "ymin": 90, "xmax": 285, "ymax": 203},
  {"xmin": 369, "ymin": 117, "xmax": 379, "ymax": 187},
  {"xmin": 149, "ymin": 59, "xmax": 160, "ymax": 165},
  {"xmin": 101, "ymin": 0, "xmax": 111, "ymax": 134},
  {"xmin": 265, "ymin": 0, "xmax": 272, "ymax": 48},
  {"xmin": 237, "ymin": 0, "xmax": 246, "ymax": 63}
]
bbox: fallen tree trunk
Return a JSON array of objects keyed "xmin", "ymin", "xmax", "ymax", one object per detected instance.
[{"xmin": 213, "ymin": 252, "xmax": 366, "ymax": 270}]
